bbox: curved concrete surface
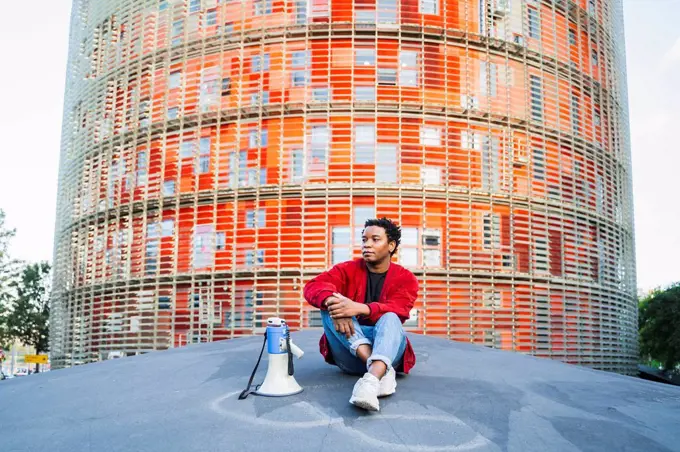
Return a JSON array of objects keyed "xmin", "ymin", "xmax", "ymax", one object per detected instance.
[{"xmin": 1, "ymin": 331, "xmax": 679, "ymax": 452}]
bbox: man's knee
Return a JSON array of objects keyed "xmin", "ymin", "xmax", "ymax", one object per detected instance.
[{"xmin": 377, "ymin": 312, "xmax": 401, "ymax": 325}]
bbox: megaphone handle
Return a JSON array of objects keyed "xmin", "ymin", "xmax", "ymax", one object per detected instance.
[{"xmin": 286, "ymin": 330, "xmax": 294, "ymax": 376}]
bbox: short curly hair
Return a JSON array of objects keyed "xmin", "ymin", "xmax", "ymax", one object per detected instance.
[{"xmin": 363, "ymin": 217, "xmax": 401, "ymax": 255}]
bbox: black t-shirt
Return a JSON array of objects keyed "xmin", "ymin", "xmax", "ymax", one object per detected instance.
[{"xmin": 365, "ymin": 270, "xmax": 387, "ymax": 304}]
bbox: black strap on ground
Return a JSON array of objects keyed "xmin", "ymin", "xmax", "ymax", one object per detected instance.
[
  {"xmin": 238, "ymin": 332, "xmax": 267, "ymax": 400},
  {"xmin": 286, "ymin": 329, "xmax": 294, "ymax": 376}
]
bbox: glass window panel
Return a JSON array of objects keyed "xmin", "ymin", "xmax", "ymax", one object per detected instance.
[
  {"xmin": 355, "ymin": 49, "xmax": 376, "ymax": 66},
  {"xmin": 332, "ymin": 227, "xmax": 351, "ymax": 245},
  {"xmin": 169, "ymin": 71, "xmax": 181, "ymax": 89},
  {"xmin": 400, "ymin": 248, "xmax": 418, "ymax": 267},
  {"xmin": 421, "ymin": 126, "xmax": 441, "ymax": 146},
  {"xmin": 355, "ymin": 86, "xmax": 375, "ymax": 101},
  {"xmin": 292, "ymin": 51, "xmax": 308, "ymax": 67},
  {"xmin": 378, "ymin": 68, "xmax": 397, "ymax": 85},
  {"xmin": 356, "ymin": 10, "xmax": 375, "ymax": 23},
  {"xmin": 401, "ymin": 228, "xmax": 418, "ymax": 245},
  {"xmin": 332, "ymin": 247, "xmax": 351, "ymax": 265},
  {"xmin": 180, "ymin": 140, "xmax": 195, "ymax": 158},
  {"xmin": 423, "ymin": 249, "xmax": 441, "ymax": 267},
  {"xmin": 161, "ymin": 219, "xmax": 174, "ymax": 237},
  {"xmin": 420, "ymin": 0, "xmax": 438, "ymax": 15},
  {"xmin": 354, "ymin": 206, "xmax": 376, "ymax": 226},
  {"xmin": 312, "ymin": 87, "xmax": 329, "ymax": 101},
  {"xmin": 376, "ymin": 144, "xmax": 397, "ymax": 183}
]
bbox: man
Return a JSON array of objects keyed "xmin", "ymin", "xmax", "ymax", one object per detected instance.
[{"xmin": 304, "ymin": 217, "xmax": 419, "ymax": 411}]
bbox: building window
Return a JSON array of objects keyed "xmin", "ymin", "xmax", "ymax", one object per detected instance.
[
  {"xmin": 159, "ymin": 0, "xmax": 169, "ymax": 12},
  {"xmin": 254, "ymin": 0, "xmax": 272, "ymax": 15},
  {"xmin": 292, "ymin": 70, "xmax": 309, "ymax": 87},
  {"xmin": 216, "ymin": 232, "xmax": 226, "ymax": 250},
  {"xmin": 482, "ymin": 291, "xmax": 501, "ymax": 308},
  {"xmin": 480, "ymin": 61, "xmax": 497, "ymax": 97},
  {"xmin": 355, "ymin": 86, "xmax": 376, "ymax": 101},
  {"xmin": 378, "ymin": 0, "xmax": 398, "ymax": 23},
  {"xmin": 189, "ymin": 0, "xmax": 201, "ymax": 13},
  {"xmin": 246, "ymin": 209, "xmax": 266, "ymax": 228},
  {"xmin": 355, "ymin": 125, "xmax": 375, "ymax": 163},
  {"xmin": 421, "ymin": 166, "xmax": 442, "ymax": 185},
  {"xmin": 356, "ymin": 9, "xmax": 375, "ymax": 23},
  {"xmin": 530, "ymin": 75, "xmax": 542, "ymax": 121},
  {"xmin": 250, "ymin": 91, "xmax": 270, "ymax": 105},
  {"xmin": 481, "ymin": 136, "xmax": 500, "ymax": 192},
  {"xmin": 534, "ymin": 235, "xmax": 549, "ymax": 274},
  {"xmin": 594, "ymin": 109, "xmax": 601, "ymax": 127},
  {"xmin": 193, "ymin": 225, "xmax": 215, "ymax": 268},
  {"xmin": 571, "ymin": 93, "xmax": 580, "ymax": 133},
  {"xmin": 136, "ymin": 151, "xmax": 148, "ymax": 187},
  {"xmin": 221, "ymin": 77, "xmax": 231, "ymax": 96},
  {"xmin": 163, "ymin": 180, "xmax": 175, "ymax": 196},
  {"xmin": 420, "ymin": 0, "xmax": 438, "ymax": 15},
  {"xmin": 161, "ymin": 219, "xmax": 174, "ymax": 238},
  {"xmin": 206, "ymin": 9, "xmax": 217, "ymax": 25},
  {"xmin": 399, "ymin": 51, "xmax": 418, "ymax": 87},
  {"xmin": 171, "ymin": 20, "xmax": 183, "ymax": 46},
  {"xmin": 309, "ymin": 124, "xmax": 328, "ymax": 176},
  {"xmin": 167, "ymin": 107, "xmax": 179, "ymax": 120},
  {"xmin": 180, "ymin": 139, "xmax": 196, "ymax": 158},
  {"xmin": 312, "ymin": 87, "xmax": 329, "ymax": 102},
  {"xmin": 169, "ymin": 71, "xmax": 181, "ymax": 89},
  {"xmin": 378, "ymin": 68, "xmax": 397, "ymax": 85},
  {"xmin": 245, "ymin": 250, "xmax": 265, "ymax": 267},
  {"xmin": 420, "ymin": 126, "xmax": 441, "ymax": 146},
  {"xmin": 295, "ymin": 0, "xmax": 308, "ymax": 24},
  {"xmin": 332, "ymin": 227, "xmax": 352, "ymax": 265},
  {"xmin": 249, "ymin": 128, "xmax": 268, "ymax": 148},
  {"xmin": 569, "ymin": 29, "xmax": 576, "ymax": 46},
  {"xmin": 291, "ymin": 148, "xmax": 304, "ymax": 182},
  {"xmin": 400, "ymin": 228, "xmax": 418, "ymax": 267},
  {"xmin": 376, "ymin": 144, "xmax": 397, "ymax": 183},
  {"xmin": 422, "ymin": 229, "xmax": 441, "ymax": 267},
  {"xmin": 591, "ymin": 49, "xmax": 598, "ymax": 66},
  {"xmin": 292, "ymin": 50, "xmax": 308, "ymax": 67},
  {"xmin": 355, "ymin": 49, "xmax": 376, "ymax": 66},
  {"xmin": 528, "ymin": 8, "xmax": 540, "ymax": 39},
  {"xmin": 533, "ymin": 148, "xmax": 545, "ymax": 181},
  {"xmin": 251, "ymin": 54, "xmax": 270, "ymax": 72},
  {"xmin": 482, "ymin": 213, "xmax": 501, "ymax": 249}
]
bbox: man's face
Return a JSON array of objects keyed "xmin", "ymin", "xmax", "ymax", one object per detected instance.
[{"xmin": 361, "ymin": 226, "xmax": 395, "ymax": 264}]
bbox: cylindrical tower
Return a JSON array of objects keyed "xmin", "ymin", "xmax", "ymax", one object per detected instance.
[{"xmin": 52, "ymin": 0, "xmax": 637, "ymax": 373}]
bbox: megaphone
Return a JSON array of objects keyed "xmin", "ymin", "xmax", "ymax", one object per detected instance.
[{"xmin": 239, "ymin": 317, "xmax": 304, "ymax": 399}]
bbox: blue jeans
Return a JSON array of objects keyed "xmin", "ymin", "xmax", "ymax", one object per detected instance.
[{"xmin": 321, "ymin": 310, "xmax": 407, "ymax": 375}]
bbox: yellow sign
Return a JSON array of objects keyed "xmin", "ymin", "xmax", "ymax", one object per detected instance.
[{"xmin": 24, "ymin": 355, "xmax": 49, "ymax": 364}]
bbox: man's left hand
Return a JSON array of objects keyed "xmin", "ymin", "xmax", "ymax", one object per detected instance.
[{"xmin": 327, "ymin": 292, "xmax": 370, "ymax": 319}]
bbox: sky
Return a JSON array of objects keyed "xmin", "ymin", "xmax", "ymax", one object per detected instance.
[{"xmin": 0, "ymin": 1, "xmax": 677, "ymax": 292}]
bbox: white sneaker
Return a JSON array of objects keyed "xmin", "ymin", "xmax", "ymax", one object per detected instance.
[
  {"xmin": 349, "ymin": 373, "xmax": 380, "ymax": 411},
  {"xmin": 378, "ymin": 366, "xmax": 397, "ymax": 397}
]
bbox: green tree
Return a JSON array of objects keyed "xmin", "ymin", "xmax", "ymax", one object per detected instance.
[
  {"xmin": 8, "ymin": 262, "xmax": 51, "ymax": 371},
  {"xmin": 0, "ymin": 209, "xmax": 18, "ymax": 349},
  {"xmin": 639, "ymin": 283, "xmax": 680, "ymax": 373}
]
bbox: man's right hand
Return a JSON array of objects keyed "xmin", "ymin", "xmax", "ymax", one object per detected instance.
[
  {"xmin": 333, "ymin": 317, "xmax": 355, "ymax": 338},
  {"xmin": 324, "ymin": 295, "xmax": 355, "ymax": 337}
]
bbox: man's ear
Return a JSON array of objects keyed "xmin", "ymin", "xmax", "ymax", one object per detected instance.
[{"xmin": 388, "ymin": 240, "xmax": 396, "ymax": 254}]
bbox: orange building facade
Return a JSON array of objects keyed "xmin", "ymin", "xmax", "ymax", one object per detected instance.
[{"xmin": 52, "ymin": 0, "xmax": 637, "ymax": 373}]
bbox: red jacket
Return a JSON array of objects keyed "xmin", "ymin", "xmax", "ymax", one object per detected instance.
[{"xmin": 304, "ymin": 259, "xmax": 419, "ymax": 373}]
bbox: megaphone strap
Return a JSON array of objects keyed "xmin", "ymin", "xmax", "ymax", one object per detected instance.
[{"xmin": 238, "ymin": 332, "xmax": 267, "ymax": 400}]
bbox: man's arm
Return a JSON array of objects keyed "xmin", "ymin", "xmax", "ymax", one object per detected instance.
[
  {"xmin": 303, "ymin": 263, "xmax": 349, "ymax": 310},
  {"xmin": 365, "ymin": 270, "xmax": 419, "ymax": 323}
]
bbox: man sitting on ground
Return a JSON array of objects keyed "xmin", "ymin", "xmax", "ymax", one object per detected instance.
[{"xmin": 304, "ymin": 217, "xmax": 419, "ymax": 411}]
